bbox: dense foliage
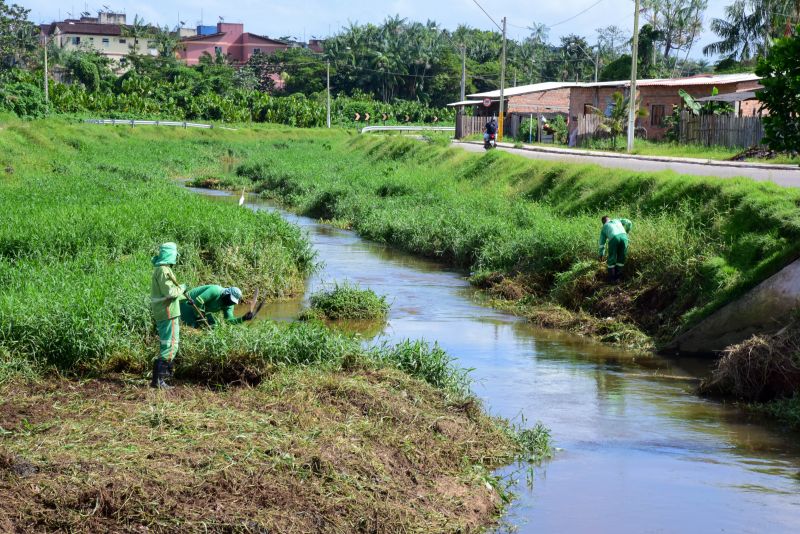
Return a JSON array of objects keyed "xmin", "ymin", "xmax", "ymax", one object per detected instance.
[{"xmin": 756, "ymin": 26, "xmax": 800, "ymax": 154}]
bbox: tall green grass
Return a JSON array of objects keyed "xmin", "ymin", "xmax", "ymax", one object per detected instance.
[
  {"xmin": 0, "ymin": 120, "xmax": 474, "ymax": 397},
  {"xmin": 306, "ymin": 282, "xmax": 390, "ymax": 320},
  {"xmin": 228, "ymin": 135, "xmax": 800, "ymax": 345}
]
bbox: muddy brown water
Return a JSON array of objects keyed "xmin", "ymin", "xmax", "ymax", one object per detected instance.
[{"xmin": 193, "ymin": 188, "xmax": 800, "ymax": 533}]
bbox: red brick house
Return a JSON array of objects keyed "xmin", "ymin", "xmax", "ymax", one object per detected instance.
[
  {"xmin": 178, "ymin": 22, "xmax": 290, "ymax": 65},
  {"xmin": 458, "ymin": 73, "xmax": 762, "ymax": 140},
  {"xmin": 567, "ymin": 73, "xmax": 763, "ymax": 139}
]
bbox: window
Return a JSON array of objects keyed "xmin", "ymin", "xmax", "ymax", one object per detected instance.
[
  {"xmin": 71, "ymin": 36, "xmax": 80, "ymax": 45},
  {"xmin": 215, "ymin": 46, "xmax": 223, "ymax": 55},
  {"xmin": 651, "ymin": 104, "xmax": 666, "ymax": 127},
  {"xmin": 102, "ymin": 38, "xmax": 109, "ymax": 46},
  {"xmin": 119, "ymin": 38, "xmax": 126, "ymax": 43},
  {"xmin": 253, "ymin": 48, "xmax": 261, "ymax": 54}
]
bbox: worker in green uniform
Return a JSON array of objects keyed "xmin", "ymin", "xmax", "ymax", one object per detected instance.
[
  {"xmin": 150, "ymin": 242, "xmax": 186, "ymax": 389},
  {"xmin": 180, "ymin": 285, "xmax": 255, "ymax": 327},
  {"xmin": 598, "ymin": 216, "xmax": 632, "ymax": 282}
]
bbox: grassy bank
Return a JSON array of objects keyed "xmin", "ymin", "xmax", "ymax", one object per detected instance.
[
  {"xmin": 0, "ymin": 119, "xmax": 547, "ymax": 532},
  {"xmin": 197, "ymin": 133, "xmax": 800, "ymax": 351}
]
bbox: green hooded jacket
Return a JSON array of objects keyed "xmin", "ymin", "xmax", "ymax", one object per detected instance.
[
  {"xmin": 186, "ymin": 285, "xmax": 242, "ymax": 324},
  {"xmin": 598, "ymin": 218, "xmax": 632, "ymax": 257},
  {"xmin": 150, "ymin": 243, "xmax": 185, "ymax": 322}
]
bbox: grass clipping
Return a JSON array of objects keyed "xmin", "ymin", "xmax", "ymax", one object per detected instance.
[
  {"xmin": 0, "ymin": 368, "xmax": 528, "ymax": 533},
  {"xmin": 699, "ymin": 319, "xmax": 800, "ymax": 401}
]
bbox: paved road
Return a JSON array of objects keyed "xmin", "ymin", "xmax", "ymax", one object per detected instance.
[{"xmin": 457, "ymin": 142, "xmax": 800, "ymax": 187}]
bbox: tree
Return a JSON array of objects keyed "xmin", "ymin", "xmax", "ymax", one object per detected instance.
[
  {"xmin": 555, "ymin": 34, "xmax": 595, "ymax": 82},
  {"xmin": 121, "ymin": 15, "xmax": 153, "ymax": 56},
  {"xmin": 755, "ymin": 25, "xmax": 800, "ymax": 153},
  {"xmin": 642, "ymin": 0, "xmax": 707, "ymax": 60},
  {"xmin": 589, "ymin": 91, "xmax": 648, "ymax": 149},
  {"xmin": 152, "ymin": 26, "xmax": 182, "ymax": 59},
  {"xmin": 0, "ymin": 0, "xmax": 38, "ymax": 69},
  {"xmin": 600, "ymin": 54, "xmax": 632, "ymax": 81},
  {"xmin": 704, "ymin": 0, "xmax": 800, "ymax": 62}
]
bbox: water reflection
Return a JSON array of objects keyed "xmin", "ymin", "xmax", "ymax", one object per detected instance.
[{"xmin": 198, "ymin": 189, "xmax": 800, "ymax": 534}]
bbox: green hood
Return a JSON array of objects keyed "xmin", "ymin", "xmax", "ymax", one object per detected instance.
[{"xmin": 152, "ymin": 242, "xmax": 179, "ymax": 266}]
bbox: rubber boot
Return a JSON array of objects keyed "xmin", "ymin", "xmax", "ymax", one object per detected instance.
[
  {"xmin": 615, "ymin": 266, "xmax": 623, "ymax": 283},
  {"xmin": 150, "ymin": 359, "xmax": 172, "ymax": 390},
  {"xmin": 607, "ymin": 266, "xmax": 616, "ymax": 282}
]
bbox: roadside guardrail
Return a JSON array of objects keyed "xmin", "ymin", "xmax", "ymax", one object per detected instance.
[{"xmin": 84, "ymin": 119, "xmax": 237, "ymax": 131}]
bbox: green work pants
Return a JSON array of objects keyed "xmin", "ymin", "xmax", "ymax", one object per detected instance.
[
  {"xmin": 607, "ymin": 234, "xmax": 629, "ymax": 269},
  {"xmin": 156, "ymin": 317, "xmax": 180, "ymax": 362}
]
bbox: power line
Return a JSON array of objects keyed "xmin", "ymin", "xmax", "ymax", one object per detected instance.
[
  {"xmin": 470, "ymin": 0, "xmax": 503, "ymax": 31},
  {"xmin": 549, "ymin": 0, "xmax": 606, "ymax": 28}
]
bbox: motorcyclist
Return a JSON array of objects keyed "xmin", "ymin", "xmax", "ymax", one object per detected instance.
[{"xmin": 483, "ymin": 118, "xmax": 498, "ymax": 146}]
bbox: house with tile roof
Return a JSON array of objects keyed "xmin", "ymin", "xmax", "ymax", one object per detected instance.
[
  {"xmin": 177, "ymin": 22, "xmax": 291, "ymax": 66},
  {"xmin": 40, "ymin": 12, "xmax": 157, "ymax": 65}
]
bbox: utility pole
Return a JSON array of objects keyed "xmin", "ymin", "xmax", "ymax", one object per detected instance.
[
  {"xmin": 498, "ymin": 16, "xmax": 507, "ymax": 142},
  {"xmin": 326, "ymin": 59, "xmax": 331, "ymax": 128},
  {"xmin": 594, "ymin": 47, "xmax": 599, "ymax": 83},
  {"xmin": 627, "ymin": 0, "xmax": 641, "ymax": 153},
  {"xmin": 43, "ymin": 34, "xmax": 49, "ymax": 110},
  {"xmin": 460, "ymin": 44, "xmax": 466, "ymax": 102}
]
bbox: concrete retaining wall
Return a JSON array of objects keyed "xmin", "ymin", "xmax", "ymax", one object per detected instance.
[{"xmin": 671, "ymin": 257, "xmax": 800, "ymax": 354}]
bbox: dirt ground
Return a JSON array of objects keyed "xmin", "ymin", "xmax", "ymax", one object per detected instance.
[{"xmin": 0, "ymin": 368, "xmax": 517, "ymax": 533}]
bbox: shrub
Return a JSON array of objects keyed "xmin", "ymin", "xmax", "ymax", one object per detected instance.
[{"xmin": 306, "ymin": 282, "xmax": 390, "ymax": 320}]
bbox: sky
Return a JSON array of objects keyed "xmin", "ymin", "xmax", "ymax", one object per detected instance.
[{"xmin": 21, "ymin": 0, "xmax": 730, "ymax": 59}]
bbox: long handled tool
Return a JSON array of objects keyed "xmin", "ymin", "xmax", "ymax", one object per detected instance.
[
  {"xmin": 249, "ymin": 288, "xmax": 260, "ymax": 315},
  {"xmin": 249, "ymin": 288, "xmax": 266, "ymax": 319},
  {"xmin": 184, "ymin": 290, "xmax": 211, "ymax": 328}
]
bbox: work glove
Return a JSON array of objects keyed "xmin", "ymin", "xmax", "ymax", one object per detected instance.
[
  {"xmin": 243, "ymin": 311, "xmax": 255, "ymax": 322},
  {"xmin": 179, "ymin": 284, "xmax": 187, "ymax": 293}
]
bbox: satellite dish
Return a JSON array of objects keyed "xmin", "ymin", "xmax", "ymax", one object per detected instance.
[{"xmin": 218, "ymin": 16, "xmax": 224, "ymax": 22}]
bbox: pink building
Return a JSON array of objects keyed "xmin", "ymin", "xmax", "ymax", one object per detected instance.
[{"xmin": 178, "ymin": 22, "xmax": 290, "ymax": 65}]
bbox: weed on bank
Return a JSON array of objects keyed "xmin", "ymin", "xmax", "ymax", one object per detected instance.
[{"xmin": 221, "ymin": 135, "xmax": 800, "ymax": 348}]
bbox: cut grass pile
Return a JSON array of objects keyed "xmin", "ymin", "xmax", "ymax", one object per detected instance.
[
  {"xmin": 0, "ymin": 119, "xmax": 550, "ymax": 531},
  {"xmin": 303, "ymin": 282, "xmax": 390, "ymax": 321},
  {"xmin": 207, "ymin": 134, "xmax": 800, "ymax": 348},
  {"xmin": 0, "ymin": 368, "xmax": 528, "ymax": 533}
]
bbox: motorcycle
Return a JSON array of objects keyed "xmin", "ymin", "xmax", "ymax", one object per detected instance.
[{"xmin": 483, "ymin": 132, "xmax": 497, "ymax": 150}]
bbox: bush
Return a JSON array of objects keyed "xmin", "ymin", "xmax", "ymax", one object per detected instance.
[{"xmin": 306, "ymin": 282, "xmax": 390, "ymax": 320}]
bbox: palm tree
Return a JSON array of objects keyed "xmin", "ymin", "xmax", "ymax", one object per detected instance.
[
  {"xmin": 589, "ymin": 92, "xmax": 648, "ymax": 149},
  {"xmin": 703, "ymin": 0, "xmax": 798, "ymax": 61},
  {"xmin": 121, "ymin": 15, "xmax": 153, "ymax": 55}
]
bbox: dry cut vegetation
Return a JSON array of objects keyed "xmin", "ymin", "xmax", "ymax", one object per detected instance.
[{"xmin": 0, "ymin": 368, "xmax": 520, "ymax": 533}]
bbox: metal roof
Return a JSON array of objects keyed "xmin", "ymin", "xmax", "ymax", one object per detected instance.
[
  {"xmin": 696, "ymin": 91, "xmax": 759, "ymax": 103},
  {"xmin": 464, "ymin": 73, "xmax": 761, "ymax": 100},
  {"xmin": 446, "ymin": 100, "xmax": 484, "ymax": 107},
  {"xmin": 636, "ymin": 73, "xmax": 760, "ymax": 87},
  {"xmin": 468, "ymin": 82, "xmax": 577, "ymax": 99}
]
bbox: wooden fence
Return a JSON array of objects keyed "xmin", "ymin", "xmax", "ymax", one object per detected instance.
[
  {"xmin": 455, "ymin": 115, "xmax": 497, "ymax": 139},
  {"xmin": 574, "ymin": 114, "xmax": 603, "ymax": 146},
  {"xmin": 678, "ymin": 111, "xmax": 764, "ymax": 148},
  {"xmin": 455, "ymin": 114, "xmax": 545, "ymax": 141}
]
